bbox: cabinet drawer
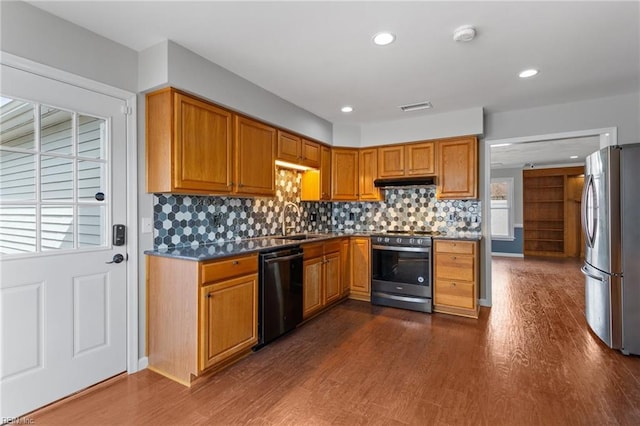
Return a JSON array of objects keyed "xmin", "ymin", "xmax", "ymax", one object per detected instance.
[
  {"xmin": 303, "ymin": 242, "xmax": 324, "ymax": 259},
  {"xmin": 201, "ymin": 254, "xmax": 258, "ymax": 284},
  {"xmin": 435, "ymin": 279, "xmax": 475, "ymax": 309},
  {"xmin": 435, "ymin": 240, "xmax": 475, "ymax": 255},
  {"xmin": 435, "ymin": 254, "xmax": 474, "ymax": 281},
  {"xmin": 323, "ymin": 240, "xmax": 341, "ymax": 254}
]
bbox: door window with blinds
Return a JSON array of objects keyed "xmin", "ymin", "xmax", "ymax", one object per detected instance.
[{"xmin": 0, "ymin": 96, "xmax": 109, "ymax": 255}]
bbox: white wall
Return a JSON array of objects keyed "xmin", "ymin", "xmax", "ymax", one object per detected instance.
[
  {"xmin": 138, "ymin": 41, "xmax": 333, "ymax": 144},
  {"xmin": 332, "ymin": 107, "xmax": 484, "ymax": 147},
  {"xmin": 485, "ymin": 92, "xmax": 640, "ymax": 144},
  {"xmin": 0, "ymin": 1, "xmax": 138, "ymax": 93}
]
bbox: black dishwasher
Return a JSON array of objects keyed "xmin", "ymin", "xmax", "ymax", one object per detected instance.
[{"xmin": 255, "ymin": 246, "xmax": 303, "ymax": 349}]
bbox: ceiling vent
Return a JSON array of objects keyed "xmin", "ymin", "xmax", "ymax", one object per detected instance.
[{"xmin": 399, "ymin": 101, "xmax": 433, "ymax": 112}]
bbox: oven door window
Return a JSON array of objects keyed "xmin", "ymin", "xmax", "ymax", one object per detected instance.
[{"xmin": 372, "ymin": 249, "xmax": 430, "ymax": 286}]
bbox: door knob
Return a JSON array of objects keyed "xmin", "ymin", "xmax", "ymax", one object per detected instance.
[{"xmin": 106, "ymin": 253, "xmax": 126, "ymax": 264}]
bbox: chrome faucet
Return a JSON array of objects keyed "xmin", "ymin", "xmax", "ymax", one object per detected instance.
[{"xmin": 282, "ymin": 202, "xmax": 300, "ymax": 236}]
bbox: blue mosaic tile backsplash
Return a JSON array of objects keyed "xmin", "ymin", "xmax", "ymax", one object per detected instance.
[{"xmin": 154, "ymin": 169, "xmax": 481, "ymax": 249}]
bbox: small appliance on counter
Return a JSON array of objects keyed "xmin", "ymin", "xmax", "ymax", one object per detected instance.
[{"xmin": 582, "ymin": 143, "xmax": 640, "ymax": 355}]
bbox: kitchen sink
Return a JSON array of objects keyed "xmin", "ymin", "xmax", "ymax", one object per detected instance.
[{"xmin": 275, "ymin": 234, "xmax": 326, "ymax": 241}]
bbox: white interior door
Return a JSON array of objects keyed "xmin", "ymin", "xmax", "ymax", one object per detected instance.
[{"xmin": 0, "ymin": 64, "xmax": 128, "ymax": 419}]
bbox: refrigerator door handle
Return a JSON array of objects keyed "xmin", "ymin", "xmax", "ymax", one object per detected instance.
[
  {"xmin": 581, "ymin": 266, "xmax": 604, "ymax": 282},
  {"xmin": 581, "ymin": 174, "xmax": 596, "ymax": 248}
]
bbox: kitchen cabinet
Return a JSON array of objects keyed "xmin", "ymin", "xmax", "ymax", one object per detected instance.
[
  {"xmin": 437, "ymin": 136, "xmax": 477, "ymax": 199},
  {"xmin": 276, "ymin": 131, "xmax": 321, "ymax": 168},
  {"xmin": 146, "ymin": 88, "xmax": 233, "ymax": 194},
  {"xmin": 348, "ymin": 237, "xmax": 371, "ymax": 301},
  {"xmin": 234, "ymin": 116, "xmax": 276, "ymax": 196},
  {"xmin": 331, "ymin": 148, "xmax": 359, "ymax": 200},
  {"xmin": 359, "ymin": 148, "xmax": 382, "ymax": 201},
  {"xmin": 433, "ymin": 240, "xmax": 479, "ymax": 318},
  {"xmin": 301, "ymin": 145, "xmax": 332, "ymax": 201},
  {"xmin": 147, "ymin": 253, "xmax": 258, "ymax": 386},
  {"xmin": 377, "ymin": 141, "xmax": 436, "ymax": 178},
  {"xmin": 302, "ymin": 240, "xmax": 343, "ymax": 319},
  {"xmin": 340, "ymin": 238, "xmax": 351, "ymax": 297}
]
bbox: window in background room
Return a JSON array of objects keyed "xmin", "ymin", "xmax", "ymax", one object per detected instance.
[{"xmin": 490, "ymin": 177, "xmax": 514, "ymax": 240}]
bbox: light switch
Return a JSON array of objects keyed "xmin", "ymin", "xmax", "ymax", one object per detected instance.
[{"xmin": 141, "ymin": 217, "xmax": 152, "ymax": 234}]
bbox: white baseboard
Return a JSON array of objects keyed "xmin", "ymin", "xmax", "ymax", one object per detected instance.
[
  {"xmin": 479, "ymin": 298, "xmax": 491, "ymax": 307},
  {"xmin": 491, "ymin": 252, "xmax": 524, "ymax": 258},
  {"xmin": 138, "ymin": 357, "xmax": 149, "ymax": 370}
]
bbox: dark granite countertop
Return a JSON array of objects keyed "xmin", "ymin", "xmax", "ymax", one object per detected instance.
[{"xmin": 144, "ymin": 231, "xmax": 481, "ymax": 261}]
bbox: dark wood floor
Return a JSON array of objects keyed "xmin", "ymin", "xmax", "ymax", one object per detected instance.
[{"xmin": 32, "ymin": 256, "xmax": 640, "ymax": 425}]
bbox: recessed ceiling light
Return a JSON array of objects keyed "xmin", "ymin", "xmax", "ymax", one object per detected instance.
[
  {"xmin": 519, "ymin": 69, "xmax": 539, "ymax": 78},
  {"xmin": 341, "ymin": 106, "xmax": 354, "ymax": 113},
  {"xmin": 373, "ymin": 32, "xmax": 395, "ymax": 46},
  {"xmin": 491, "ymin": 143, "xmax": 512, "ymax": 148},
  {"xmin": 570, "ymin": 155, "xmax": 579, "ymax": 159}
]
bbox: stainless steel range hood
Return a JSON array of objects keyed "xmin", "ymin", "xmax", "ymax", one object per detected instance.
[{"xmin": 373, "ymin": 176, "xmax": 437, "ymax": 188}]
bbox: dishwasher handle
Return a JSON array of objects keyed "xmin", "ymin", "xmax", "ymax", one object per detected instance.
[{"xmin": 263, "ymin": 253, "xmax": 303, "ymax": 264}]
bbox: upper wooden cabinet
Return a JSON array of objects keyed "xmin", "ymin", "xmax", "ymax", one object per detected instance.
[
  {"xmin": 359, "ymin": 148, "xmax": 382, "ymax": 201},
  {"xmin": 300, "ymin": 145, "xmax": 331, "ymax": 201},
  {"xmin": 378, "ymin": 146, "xmax": 405, "ymax": 178},
  {"xmin": 146, "ymin": 88, "xmax": 233, "ymax": 194},
  {"xmin": 377, "ymin": 141, "xmax": 436, "ymax": 178},
  {"xmin": 406, "ymin": 142, "xmax": 436, "ymax": 176},
  {"xmin": 331, "ymin": 148, "xmax": 359, "ymax": 200},
  {"xmin": 276, "ymin": 130, "xmax": 321, "ymax": 168},
  {"xmin": 437, "ymin": 136, "xmax": 478, "ymax": 199},
  {"xmin": 234, "ymin": 116, "xmax": 276, "ymax": 197}
]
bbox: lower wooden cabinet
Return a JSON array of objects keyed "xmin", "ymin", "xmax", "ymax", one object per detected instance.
[
  {"xmin": 433, "ymin": 240, "xmax": 479, "ymax": 318},
  {"xmin": 302, "ymin": 239, "xmax": 345, "ymax": 319},
  {"xmin": 200, "ymin": 274, "xmax": 258, "ymax": 371},
  {"xmin": 348, "ymin": 237, "xmax": 371, "ymax": 301},
  {"xmin": 147, "ymin": 253, "xmax": 258, "ymax": 386}
]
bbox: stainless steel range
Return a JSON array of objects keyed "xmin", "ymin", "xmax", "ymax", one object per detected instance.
[{"xmin": 370, "ymin": 231, "xmax": 436, "ymax": 313}]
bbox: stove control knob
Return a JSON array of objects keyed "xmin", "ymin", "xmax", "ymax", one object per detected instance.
[
  {"xmin": 409, "ymin": 238, "xmax": 415, "ymax": 245},
  {"xmin": 384, "ymin": 237, "xmax": 389, "ymax": 243},
  {"xmin": 396, "ymin": 238, "xmax": 402, "ymax": 244}
]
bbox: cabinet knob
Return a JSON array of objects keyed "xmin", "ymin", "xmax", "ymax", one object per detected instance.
[
  {"xmin": 452, "ymin": 256, "xmax": 457, "ymax": 260},
  {"xmin": 207, "ymin": 292, "xmax": 213, "ymax": 298},
  {"xmin": 232, "ymin": 260, "xmax": 239, "ymax": 265},
  {"xmin": 451, "ymin": 282, "xmax": 456, "ymax": 287}
]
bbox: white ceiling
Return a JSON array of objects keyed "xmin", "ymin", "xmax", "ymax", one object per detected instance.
[
  {"xmin": 490, "ymin": 136, "xmax": 600, "ymax": 170},
  {"xmin": 27, "ymin": 1, "xmax": 639, "ymax": 125}
]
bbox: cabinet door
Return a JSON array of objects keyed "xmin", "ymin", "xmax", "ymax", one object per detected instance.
[
  {"xmin": 378, "ymin": 146, "xmax": 405, "ymax": 178},
  {"xmin": 324, "ymin": 251, "xmax": 341, "ymax": 305},
  {"xmin": 340, "ymin": 239, "xmax": 351, "ymax": 296},
  {"xmin": 174, "ymin": 92, "xmax": 233, "ymax": 193},
  {"xmin": 437, "ymin": 137, "xmax": 477, "ymax": 199},
  {"xmin": 359, "ymin": 148, "xmax": 382, "ymax": 201},
  {"xmin": 200, "ymin": 274, "xmax": 258, "ymax": 371},
  {"xmin": 350, "ymin": 238, "xmax": 371, "ymax": 296},
  {"xmin": 235, "ymin": 116, "xmax": 276, "ymax": 196},
  {"xmin": 406, "ymin": 142, "xmax": 435, "ymax": 176},
  {"xmin": 331, "ymin": 148, "xmax": 359, "ymax": 200},
  {"xmin": 320, "ymin": 146, "xmax": 332, "ymax": 200},
  {"xmin": 303, "ymin": 257, "xmax": 324, "ymax": 319},
  {"xmin": 277, "ymin": 130, "xmax": 301, "ymax": 164},
  {"xmin": 301, "ymin": 139, "xmax": 321, "ymax": 168}
]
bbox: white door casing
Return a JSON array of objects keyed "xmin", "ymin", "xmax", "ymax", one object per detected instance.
[{"xmin": 0, "ymin": 63, "xmax": 130, "ymax": 419}]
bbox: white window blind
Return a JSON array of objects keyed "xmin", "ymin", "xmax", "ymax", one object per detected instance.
[{"xmin": 0, "ymin": 96, "xmax": 108, "ymax": 255}]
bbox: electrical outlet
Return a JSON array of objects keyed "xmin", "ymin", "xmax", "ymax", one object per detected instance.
[
  {"xmin": 349, "ymin": 212, "xmax": 355, "ymax": 221},
  {"xmin": 212, "ymin": 213, "xmax": 222, "ymax": 227},
  {"xmin": 310, "ymin": 212, "xmax": 318, "ymax": 222}
]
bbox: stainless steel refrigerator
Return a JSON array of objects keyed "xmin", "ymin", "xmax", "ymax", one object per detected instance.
[{"xmin": 582, "ymin": 143, "xmax": 640, "ymax": 355}]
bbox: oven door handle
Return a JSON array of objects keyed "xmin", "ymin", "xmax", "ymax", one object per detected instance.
[
  {"xmin": 372, "ymin": 245, "xmax": 430, "ymax": 253},
  {"xmin": 372, "ymin": 291, "xmax": 429, "ymax": 303}
]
